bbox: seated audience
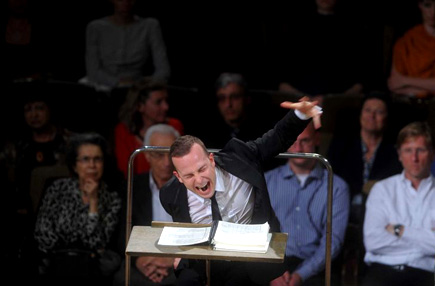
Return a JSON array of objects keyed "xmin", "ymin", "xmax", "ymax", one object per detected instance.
[
  {"xmin": 198, "ymin": 72, "xmax": 273, "ymax": 149},
  {"xmin": 34, "ymin": 132, "xmax": 122, "ymax": 286},
  {"xmin": 266, "ymin": 122, "xmax": 350, "ymax": 286},
  {"xmin": 79, "ymin": 0, "xmax": 170, "ymax": 92},
  {"xmin": 362, "ymin": 121, "xmax": 435, "ymax": 286},
  {"xmin": 113, "ymin": 124, "xmax": 180, "ymax": 286},
  {"xmin": 114, "ymin": 78, "xmax": 183, "ymax": 179},
  {"xmin": 388, "ymin": 0, "xmax": 435, "ymax": 98},
  {"xmin": 159, "ymin": 98, "xmax": 322, "ymax": 285}
]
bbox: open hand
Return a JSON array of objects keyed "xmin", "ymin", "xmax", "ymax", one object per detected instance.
[{"xmin": 280, "ymin": 96, "xmax": 322, "ymax": 129}]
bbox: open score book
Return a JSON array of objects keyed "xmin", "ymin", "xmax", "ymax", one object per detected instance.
[{"xmin": 157, "ymin": 221, "xmax": 272, "ymax": 253}]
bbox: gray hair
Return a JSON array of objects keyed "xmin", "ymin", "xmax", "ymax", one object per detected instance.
[
  {"xmin": 215, "ymin": 72, "xmax": 247, "ymax": 91},
  {"xmin": 144, "ymin": 124, "xmax": 180, "ymax": 146}
]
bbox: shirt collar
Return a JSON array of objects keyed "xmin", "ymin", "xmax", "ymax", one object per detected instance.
[
  {"xmin": 215, "ymin": 166, "xmax": 226, "ymax": 194},
  {"xmin": 148, "ymin": 171, "xmax": 159, "ymax": 195},
  {"xmin": 283, "ymin": 163, "xmax": 324, "ymax": 180},
  {"xmin": 399, "ymin": 171, "xmax": 435, "ymax": 192}
]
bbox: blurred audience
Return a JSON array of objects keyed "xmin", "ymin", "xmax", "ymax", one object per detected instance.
[
  {"xmin": 266, "ymin": 122, "xmax": 350, "ymax": 286},
  {"xmin": 34, "ymin": 132, "xmax": 122, "ymax": 286},
  {"xmin": 388, "ymin": 0, "xmax": 435, "ymax": 98},
  {"xmin": 362, "ymin": 121, "xmax": 435, "ymax": 286},
  {"xmin": 79, "ymin": 0, "xmax": 170, "ymax": 92},
  {"xmin": 113, "ymin": 124, "xmax": 180, "ymax": 286},
  {"xmin": 114, "ymin": 78, "xmax": 183, "ymax": 179}
]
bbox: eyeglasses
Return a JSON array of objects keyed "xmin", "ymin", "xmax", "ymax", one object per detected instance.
[{"xmin": 76, "ymin": 156, "xmax": 104, "ymax": 164}]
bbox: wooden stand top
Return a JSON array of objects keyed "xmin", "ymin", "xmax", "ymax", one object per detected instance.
[{"xmin": 126, "ymin": 224, "xmax": 287, "ymax": 263}]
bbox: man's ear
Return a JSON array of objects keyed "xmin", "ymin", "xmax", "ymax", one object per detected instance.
[
  {"xmin": 209, "ymin": 152, "xmax": 215, "ymax": 166},
  {"xmin": 173, "ymin": 171, "xmax": 183, "ymax": 183}
]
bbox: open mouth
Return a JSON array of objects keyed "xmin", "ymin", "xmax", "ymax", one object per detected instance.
[{"xmin": 196, "ymin": 182, "xmax": 210, "ymax": 193}]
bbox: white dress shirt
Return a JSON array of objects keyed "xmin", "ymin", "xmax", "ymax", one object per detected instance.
[
  {"xmin": 187, "ymin": 166, "xmax": 254, "ymax": 224},
  {"xmin": 150, "ymin": 173, "xmax": 173, "ymax": 222},
  {"xmin": 363, "ymin": 172, "xmax": 435, "ymax": 272}
]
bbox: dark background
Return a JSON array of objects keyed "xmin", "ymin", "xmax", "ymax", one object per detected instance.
[{"xmin": 3, "ymin": 0, "xmax": 425, "ymax": 140}]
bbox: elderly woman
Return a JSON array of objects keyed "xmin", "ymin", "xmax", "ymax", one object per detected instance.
[{"xmin": 34, "ymin": 132, "xmax": 121, "ymax": 285}]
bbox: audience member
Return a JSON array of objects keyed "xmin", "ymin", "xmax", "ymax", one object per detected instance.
[
  {"xmin": 160, "ymin": 98, "xmax": 322, "ymax": 285},
  {"xmin": 265, "ymin": 122, "xmax": 350, "ymax": 286},
  {"xmin": 0, "ymin": 83, "xmax": 73, "ymax": 221},
  {"xmin": 198, "ymin": 72, "xmax": 273, "ymax": 149},
  {"xmin": 34, "ymin": 132, "xmax": 122, "ymax": 286},
  {"xmin": 114, "ymin": 78, "xmax": 184, "ymax": 179},
  {"xmin": 327, "ymin": 92, "xmax": 403, "ymax": 279},
  {"xmin": 388, "ymin": 0, "xmax": 435, "ymax": 98},
  {"xmin": 79, "ymin": 0, "xmax": 170, "ymax": 92},
  {"xmin": 113, "ymin": 124, "xmax": 180, "ymax": 286},
  {"xmin": 327, "ymin": 92, "xmax": 402, "ymax": 223},
  {"xmin": 1, "ymin": 83, "xmax": 72, "ymax": 285},
  {"xmin": 362, "ymin": 121, "xmax": 435, "ymax": 286},
  {"xmin": 278, "ymin": 0, "xmax": 364, "ymax": 105}
]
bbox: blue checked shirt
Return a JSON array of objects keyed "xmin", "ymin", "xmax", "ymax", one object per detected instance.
[{"xmin": 265, "ymin": 163, "xmax": 350, "ymax": 280}]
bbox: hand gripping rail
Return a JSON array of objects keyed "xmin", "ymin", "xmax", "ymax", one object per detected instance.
[{"xmin": 125, "ymin": 146, "xmax": 334, "ymax": 286}]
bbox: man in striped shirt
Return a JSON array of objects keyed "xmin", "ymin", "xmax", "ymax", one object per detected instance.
[{"xmin": 265, "ymin": 122, "xmax": 350, "ymax": 286}]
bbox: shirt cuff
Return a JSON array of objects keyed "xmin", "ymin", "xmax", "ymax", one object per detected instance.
[{"xmin": 295, "ymin": 106, "xmax": 322, "ymax": 120}]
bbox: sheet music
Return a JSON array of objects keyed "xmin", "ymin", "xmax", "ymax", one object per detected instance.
[
  {"xmin": 158, "ymin": 226, "xmax": 211, "ymax": 246},
  {"xmin": 212, "ymin": 221, "xmax": 270, "ymax": 246}
]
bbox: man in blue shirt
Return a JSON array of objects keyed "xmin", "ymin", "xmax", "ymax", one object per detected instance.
[{"xmin": 266, "ymin": 122, "xmax": 350, "ymax": 286}]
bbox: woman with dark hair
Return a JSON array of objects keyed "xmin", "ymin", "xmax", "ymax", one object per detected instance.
[
  {"xmin": 34, "ymin": 132, "xmax": 122, "ymax": 286},
  {"xmin": 327, "ymin": 91, "xmax": 403, "ymax": 278},
  {"xmin": 114, "ymin": 77, "xmax": 183, "ymax": 178}
]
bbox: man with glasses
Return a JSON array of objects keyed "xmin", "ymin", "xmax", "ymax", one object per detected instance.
[{"xmin": 362, "ymin": 121, "xmax": 435, "ymax": 286}]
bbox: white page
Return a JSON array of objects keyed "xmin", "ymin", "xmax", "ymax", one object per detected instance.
[
  {"xmin": 158, "ymin": 226, "xmax": 211, "ymax": 246},
  {"xmin": 213, "ymin": 233, "xmax": 272, "ymax": 253},
  {"xmin": 212, "ymin": 221, "xmax": 270, "ymax": 246}
]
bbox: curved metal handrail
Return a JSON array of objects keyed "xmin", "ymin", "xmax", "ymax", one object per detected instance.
[{"xmin": 125, "ymin": 147, "xmax": 334, "ymax": 286}]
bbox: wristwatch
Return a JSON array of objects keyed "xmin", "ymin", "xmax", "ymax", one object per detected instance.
[{"xmin": 394, "ymin": 224, "xmax": 403, "ymax": 237}]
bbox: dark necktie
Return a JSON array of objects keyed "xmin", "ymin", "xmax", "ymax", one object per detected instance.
[{"xmin": 210, "ymin": 192, "xmax": 222, "ymax": 221}]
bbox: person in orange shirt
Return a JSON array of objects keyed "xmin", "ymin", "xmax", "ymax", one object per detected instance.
[
  {"xmin": 388, "ymin": 0, "xmax": 435, "ymax": 98},
  {"xmin": 114, "ymin": 78, "xmax": 183, "ymax": 178}
]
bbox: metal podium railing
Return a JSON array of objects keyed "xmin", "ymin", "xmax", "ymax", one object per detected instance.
[{"xmin": 124, "ymin": 146, "xmax": 334, "ymax": 286}]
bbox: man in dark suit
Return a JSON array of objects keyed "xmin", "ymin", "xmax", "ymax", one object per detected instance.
[
  {"xmin": 113, "ymin": 124, "xmax": 182, "ymax": 286},
  {"xmin": 160, "ymin": 98, "xmax": 322, "ymax": 285}
]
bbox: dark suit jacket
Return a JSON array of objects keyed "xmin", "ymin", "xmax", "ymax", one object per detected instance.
[
  {"xmin": 327, "ymin": 136, "xmax": 403, "ymax": 198},
  {"xmin": 117, "ymin": 173, "xmax": 153, "ymax": 253},
  {"xmin": 160, "ymin": 110, "xmax": 309, "ymax": 232}
]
